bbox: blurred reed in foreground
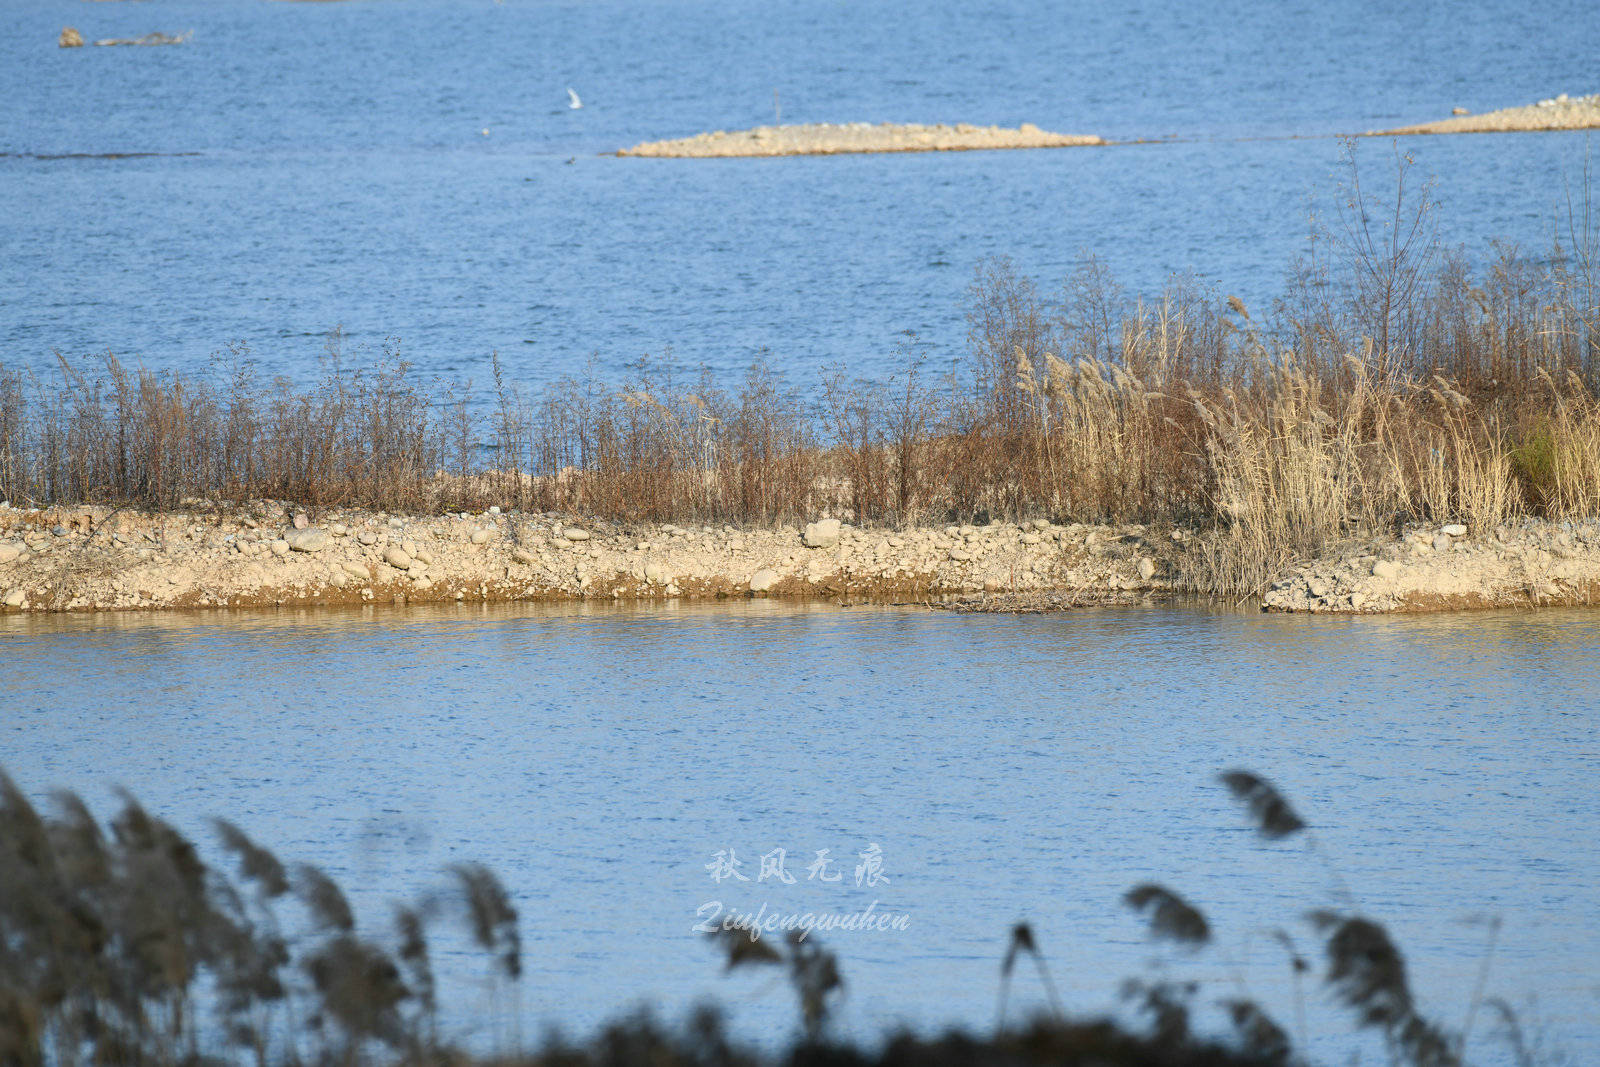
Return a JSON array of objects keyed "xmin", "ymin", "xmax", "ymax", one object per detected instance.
[{"xmin": 1, "ymin": 764, "xmax": 1552, "ymax": 1066}]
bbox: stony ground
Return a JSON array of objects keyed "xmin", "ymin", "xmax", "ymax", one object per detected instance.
[
  {"xmin": 1382, "ymin": 92, "xmax": 1600, "ymax": 135},
  {"xmin": 0, "ymin": 504, "xmax": 1176, "ymax": 613},
  {"xmin": 1261, "ymin": 519, "xmax": 1600, "ymax": 612},
  {"xmin": 617, "ymin": 122, "xmax": 1103, "ymax": 158},
  {"xmin": 1, "ymin": 503, "xmax": 1596, "ymax": 615}
]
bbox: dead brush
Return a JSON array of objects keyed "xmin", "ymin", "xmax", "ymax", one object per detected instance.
[
  {"xmin": 996, "ymin": 921, "xmax": 1064, "ymax": 1031},
  {"xmin": 1066, "ymin": 769, "xmax": 1530, "ymax": 1066},
  {"xmin": 0, "ymin": 767, "xmax": 1571, "ymax": 1066},
  {"xmin": 706, "ymin": 925, "xmax": 843, "ymax": 1044},
  {"xmin": 0, "ymin": 767, "xmax": 533, "ymax": 1067}
]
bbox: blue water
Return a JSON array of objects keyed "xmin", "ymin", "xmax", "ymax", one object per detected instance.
[
  {"xmin": 5, "ymin": 5, "xmax": 1600, "ymax": 1057},
  {"xmin": 2, "ymin": 0, "xmax": 1597, "ymax": 394},
  {"xmin": 4, "ymin": 601, "xmax": 1599, "ymax": 1060}
]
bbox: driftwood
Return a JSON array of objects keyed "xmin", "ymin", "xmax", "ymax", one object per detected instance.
[{"xmin": 93, "ymin": 30, "xmax": 192, "ymax": 47}]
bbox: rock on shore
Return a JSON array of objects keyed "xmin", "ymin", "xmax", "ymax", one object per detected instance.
[
  {"xmin": 618, "ymin": 122, "xmax": 1104, "ymax": 158},
  {"xmin": 1382, "ymin": 93, "xmax": 1600, "ymax": 135}
]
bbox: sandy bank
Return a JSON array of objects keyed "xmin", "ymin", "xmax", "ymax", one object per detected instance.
[
  {"xmin": 2, "ymin": 504, "xmax": 1597, "ymax": 616},
  {"xmin": 1382, "ymin": 93, "xmax": 1600, "ymax": 135},
  {"xmin": 1260, "ymin": 520, "xmax": 1600, "ymax": 613},
  {"xmin": 617, "ymin": 122, "xmax": 1103, "ymax": 158},
  {"xmin": 0, "ymin": 505, "xmax": 1172, "ymax": 612}
]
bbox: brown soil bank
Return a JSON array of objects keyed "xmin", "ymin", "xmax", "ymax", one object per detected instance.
[
  {"xmin": 1382, "ymin": 92, "xmax": 1600, "ymax": 135},
  {"xmin": 617, "ymin": 122, "xmax": 1103, "ymax": 158},
  {"xmin": 2, "ymin": 503, "xmax": 1597, "ymax": 615}
]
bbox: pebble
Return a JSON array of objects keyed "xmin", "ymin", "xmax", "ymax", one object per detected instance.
[
  {"xmin": 1137, "ymin": 557, "xmax": 1156, "ymax": 580},
  {"xmin": 285, "ymin": 528, "xmax": 329, "ymax": 553},
  {"xmin": 748, "ymin": 568, "xmax": 780, "ymax": 592},
  {"xmin": 383, "ymin": 546, "xmax": 413, "ymax": 570},
  {"xmin": 293, "ymin": 512, "xmax": 309, "ymax": 530},
  {"xmin": 1440, "ymin": 524, "xmax": 1467, "ymax": 537},
  {"xmin": 511, "ymin": 548, "xmax": 538, "ymax": 565},
  {"xmin": 3, "ymin": 589, "xmax": 25, "ymax": 607},
  {"xmin": 0, "ymin": 543, "xmax": 21, "ymax": 565},
  {"xmin": 341, "ymin": 561, "xmax": 372, "ymax": 580},
  {"xmin": 471, "ymin": 528, "xmax": 494, "ymax": 545},
  {"xmin": 1432, "ymin": 533, "xmax": 1453, "ymax": 552},
  {"xmin": 270, "ymin": 540, "xmax": 290, "ymax": 556},
  {"xmin": 1372, "ymin": 560, "xmax": 1401, "ymax": 580},
  {"xmin": 564, "ymin": 528, "xmax": 591, "ymax": 542}
]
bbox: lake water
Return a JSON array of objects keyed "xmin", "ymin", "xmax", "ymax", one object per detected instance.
[
  {"xmin": 5, "ymin": 601, "xmax": 1599, "ymax": 1060},
  {"xmin": 3, "ymin": 0, "xmax": 1599, "ymax": 393},
  {"xmin": 5, "ymin": 1, "xmax": 1600, "ymax": 1059}
]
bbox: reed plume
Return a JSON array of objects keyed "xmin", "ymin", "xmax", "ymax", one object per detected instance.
[{"xmin": 1218, "ymin": 771, "xmax": 1306, "ymax": 840}]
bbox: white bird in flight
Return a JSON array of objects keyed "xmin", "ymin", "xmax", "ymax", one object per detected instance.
[{"xmin": 567, "ymin": 88, "xmax": 582, "ymax": 110}]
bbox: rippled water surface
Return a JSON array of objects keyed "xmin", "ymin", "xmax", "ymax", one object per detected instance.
[
  {"xmin": 5, "ymin": 601, "xmax": 1599, "ymax": 1058},
  {"xmin": 3, "ymin": 0, "xmax": 1599, "ymax": 389},
  {"xmin": 6, "ymin": 1, "xmax": 1600, "ymax": 1056}
]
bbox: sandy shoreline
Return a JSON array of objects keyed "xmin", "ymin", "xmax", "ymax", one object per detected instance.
[
  {"xmin": 617, "ymin": 122, "xmax": 1103, "ymax": 158},
  {"xmin": 1381, "ymin": 93, "xmax": 1600, "ymax": 136},
  {"xmin": 2, "ymin": 503, "xmax": 1596, "ymax": 616}
]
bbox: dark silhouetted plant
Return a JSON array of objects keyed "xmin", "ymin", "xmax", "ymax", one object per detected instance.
[
  {"xmin": 1124, "ymin": 884, "xmax": 1211, "ymax": 947},
  {"xmin": 1218, "ymin": 771, "xmax": 1305, "ymax": 840},
  {"xmin": 997, "ymin": 921, "xmax": 1063, "ymax": 1031}
]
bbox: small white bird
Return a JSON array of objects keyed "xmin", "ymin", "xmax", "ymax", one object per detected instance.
[{"xmin": 566, "ymin": 87, "xmax": 582, "ymax": 110}]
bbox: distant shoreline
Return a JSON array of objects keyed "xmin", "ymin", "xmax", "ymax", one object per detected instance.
[
  {"xmin": 612, "ymin": 96, "xmax": 1600, "ymax": 159},
  {"xmin": 1378, "ymin": 93, "xmax": 1600, "ymax": 136},
  {"xmin": 617, "ymin": 121, "xmax": 1104, "ymax": 158}
]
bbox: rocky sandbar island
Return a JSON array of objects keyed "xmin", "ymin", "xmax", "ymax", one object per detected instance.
[
  {"xmin": 617, "ymin": 121, "xmax": 1103, "ymax": 158},
  {"xmin": 1382, "ymin": 92, "xmax": 1600, "ymax": 135}
]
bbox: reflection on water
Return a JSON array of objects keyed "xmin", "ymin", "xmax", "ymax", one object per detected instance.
[{"xmin": 5, "ymin": 600, "xmax": 1599, "ymax": 1060}]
